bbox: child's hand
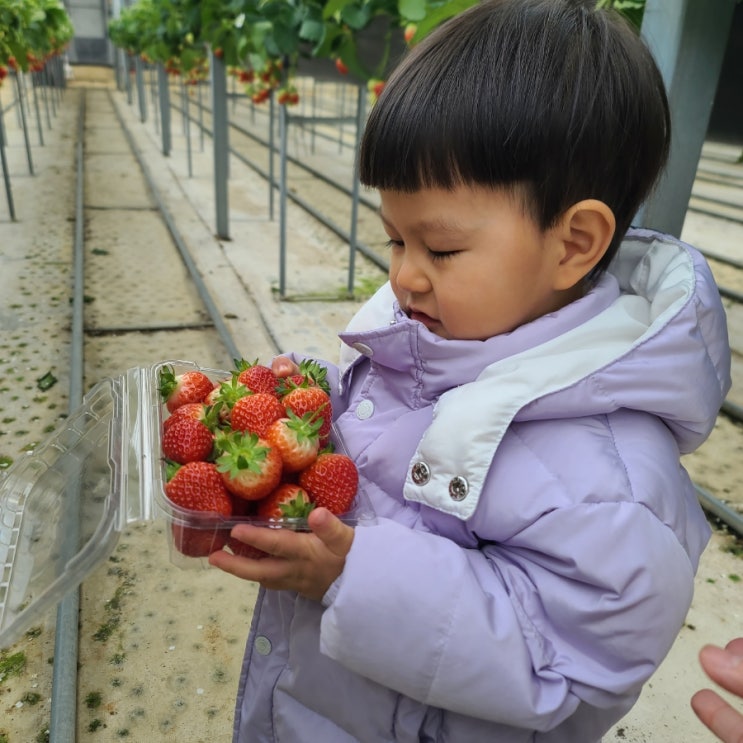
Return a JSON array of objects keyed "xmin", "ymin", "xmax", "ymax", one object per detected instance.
[
  {"xmin": 208, "ymin": 507, "xmax": 354, "ymax": 601},
  {"xmin": 271, "ymin": 355, "xmax": 299, "ymax": 379}
]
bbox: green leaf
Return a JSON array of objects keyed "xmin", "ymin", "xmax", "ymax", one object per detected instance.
[
  {"xmin": 340, "ymin": 4, "xmax": 372, "ymax": 30},
  {"xmin": 398, "ymin": 0, "xmax": 426, "ymax": 22},
  {"xmin": 322, "ymin": 0, "xmax": 355, "ymax": 20},
  {"xmin": 299, "ymin": 18, "xmax": 325, "ymax": 42},
  {"xmin": 415, "ymin": 0, "xmax": 477, "ymax": 38}
]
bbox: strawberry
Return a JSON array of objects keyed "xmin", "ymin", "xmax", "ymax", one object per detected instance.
[
  {"xmin": 404, "ymin": 23, "xmax": 417, "ymax": 44},
  {"xmin": 165, "ymin": 461, "xmax": 233, "ymax": 556},
  {"xmin": 215, "ymin": 431, "xmax": 283, "ymax": 500},
  {"xmin": 159, "ymin": 365, "xmax": 215, "ymax": 413},
  {"xmin": 335, "ymin": 58, "xmax": 348, "ymax": 75},
  {"xmin": 235, "ymin": 359, "xmax": 280, "ymax": 396},
  {"xmin": 255, "ymin": 483, "xmax": 314, "ymax": 521},
  {"xmin": 205, "ymin": 372, "xmax": 250, "ymax": 420},
  {"xmin": 227, "ymin": 538, "xmax": 269, "ymax": 560},
  {"xmin": 281, "ymin": 384, "xmax": 332, "ymax": 442},
  {"xmin": 298, "ymin": 453, "xmax": 359, "ymax": 515},
  {"xmin": 264, "ymin": 411, "xmax": 322, "ymax": 472},
  {"xmin": 230, "ymin": 392, "xmax": 286, "ymax": 437},
  {"xmin": 277, "ymin": 358, "xmax": 330, "ymax": 394},
  {"xmin": 162, "ymin": 415, "xmax": 215, "ymax": 464},
  {"xmin": 163, "ymin": 401, "xmax": 220, "ymax": 433}
]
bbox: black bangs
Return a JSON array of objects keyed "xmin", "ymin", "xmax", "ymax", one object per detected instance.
[{"xmin": 358, "ymin": 13, "xmax": 535, "ymax": 193}]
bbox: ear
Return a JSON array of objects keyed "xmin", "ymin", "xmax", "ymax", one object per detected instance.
[{"xmin": 551, "ymin": 200, "xmax": 616, "ymax": 290}]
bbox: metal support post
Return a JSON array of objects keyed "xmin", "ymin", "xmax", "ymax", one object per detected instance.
[
  {"xmin": 636, "ymin": 0, "xmax": 737, "ymax": 237},
  {"xmin": 347, "ymin": 86, "xmax": 367, "ymax": 295},
  {"xmin": 182, "ymin": 81, "xmax": 193, "ymax": 177},
  {"xmin": 157, "ymin": 64, "xmax": 171, "ymax": 156},
  {"xmin": 278, "ymin": 102, "xmax": 288, "ymax": 297},
  {"xmin": 0, "ymin": 106, "xmax": 16, "ymax": 220},
  {"xmin": 269, "ymin": 92, "xmax": 276, "ymax": 220},
  {"xmin": 211, "ymin": 50, "xmax": 230, "ymax": 239},
  {"xmin": 13, "ymin": 72, "xmax": 34, "ymax": 175},
  {"xmin": 31, "ymin": 72, "xmax": 44, "ymax": 146},
  {"xmin": 135, "ymin": 56, "xmax": 147, "ymax": 122}
]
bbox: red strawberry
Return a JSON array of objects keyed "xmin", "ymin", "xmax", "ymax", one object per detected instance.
[
  {"xmin": 159, "ymin": 365, "xmax": 215, "ymax": 413},
  {"xmin": 404, "ymin": 23, "xmax": 417, "ymax": 44},
  {"xmin": 165, "ymin": 461, "xmax": 232, "ymax": 556},
  {"xmin": 230, "ymin": 392, "xmax": 286, "ymax": 437},
  {"xmin": 162, "ymin": 415, "xmax": 214, "ymax": 464},
  {"xmin": 162, "ymin": 401, "xmax": 219, "ymax": 433},
  {"xmin": 235, "ymin": 359, "xmax": 280, "ymax": 396},
  {"xmin": 298, "ymin": 453, "xmax": 359, "ymax": 515},
  {"xmin": 227, "ymin": 538, "xmax": 269, "ymax": 559},
  {"xmin": 277, "ymin": 359, "xmax": 330, "ymax": 394},
  {"xmin": 335, "ymin": 58, "xmax": 348, "ymax": 75},
  {"xmin": 255, "ymin": 483, "xmax": 314, "ymax": 521},
  {"xmin": 281, "ymin": 385, "xmax": 332, "ymax": 442},
  {"xmin": 215, "ymin": 431, "xmax": 283, "ymax": 500},
  {"xmin": 264, "ymin": 411, "xmax": 322, "ymax": 472},
  {"xmin": 205, "ymin": 372, "xmax": 250, "ymax": 420}
]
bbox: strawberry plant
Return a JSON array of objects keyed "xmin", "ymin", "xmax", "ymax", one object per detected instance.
[{"xmin": 0, "ymin": 0, "xmax": 74, "ymax": 80}]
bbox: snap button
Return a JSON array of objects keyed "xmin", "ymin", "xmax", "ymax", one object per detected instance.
[
  {"xmin": 352, "ymin": 342, "xmax": 373, "ymax": 357},
  {"xmin": 355, "ymin": 399, "xmax": 374, "ymax": 420},
  {"xmin": 411, "ymin": 461, "xmax": 430, "ymax": 485},
  {"xmin": 254, "ymin": 636, "xmax": 272, "ymax": 656},
  {"xmin": 449, "ymin": 476, "xmax": 469, "ymax": 501}
]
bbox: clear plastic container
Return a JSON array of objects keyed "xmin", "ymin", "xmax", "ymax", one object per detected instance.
[{"xmin": 0, "ymin": 360, "xmax": 374, "ymax": 649}]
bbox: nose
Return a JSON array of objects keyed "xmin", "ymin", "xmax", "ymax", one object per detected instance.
[{"xmin": 391, "ymin": 248, "xmax": 431, "ymax": 295}]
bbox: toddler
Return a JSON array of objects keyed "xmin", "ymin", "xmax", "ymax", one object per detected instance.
[{"xmin": 210, "ymin": 1, "xmax": 732, "ymax": 740}]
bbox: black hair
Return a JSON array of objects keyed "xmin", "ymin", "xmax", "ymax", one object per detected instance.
[{"xmin": 358, "ymin": 0, "xmax": 671, "ymax": 276}]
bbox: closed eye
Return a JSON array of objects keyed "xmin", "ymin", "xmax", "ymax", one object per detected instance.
[{"xmin": 428, "ymin": 249, "xmax": 459, "ymax": 261}]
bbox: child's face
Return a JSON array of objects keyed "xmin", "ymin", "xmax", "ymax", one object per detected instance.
[{"xmin": 379, "ymin": 185, "xmax": 571, "ymax": 341}]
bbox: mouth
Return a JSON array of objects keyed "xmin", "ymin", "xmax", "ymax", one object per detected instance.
[{"xmin": 407, "ymin": 307, "xmax": 438, "ymax": 329}]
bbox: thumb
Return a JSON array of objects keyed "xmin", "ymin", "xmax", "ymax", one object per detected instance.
[
  {"xmin": 271, "ymin": 355, "xmax": 298, "ymax": 378},
  {"xmin": 309, "ymin": 507, "xmax": 354, "ymax": 558}
]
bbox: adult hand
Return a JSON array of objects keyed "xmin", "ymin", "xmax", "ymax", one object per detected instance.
[
  {"xmin": 691, "ymin": 637, "xmax": 743, "ymax": 743},
  {"xmin": 208, "ymin": 507, "xmax": 354, "ymax": 601}
]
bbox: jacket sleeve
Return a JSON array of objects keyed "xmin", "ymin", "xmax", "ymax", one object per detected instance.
[{"xmin": 319, "ymin": 503, "xmax": 695, "ymax": 731}]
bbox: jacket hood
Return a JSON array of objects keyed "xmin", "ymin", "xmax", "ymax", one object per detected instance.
[{"xmin": 339, "ymin": 230, "xmax": 730, "ymax": 519}]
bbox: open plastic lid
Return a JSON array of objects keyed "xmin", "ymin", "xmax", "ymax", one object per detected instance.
[{"xmin": 0, "ymin": 365, "xmax": 163, "ymax": 649}]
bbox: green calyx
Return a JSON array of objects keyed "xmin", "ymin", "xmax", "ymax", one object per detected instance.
[
  {"xmin": 158, "ymin": 364, "xmax": 177, "ymax": 401},
  {"xmin": 213, "ymin": 371, "xmax": 250, "ymax": 409},
  {"xmin": 278, "ymin": 492, "xmax": 315, "ymax": 520},
  {"xmin": 215, "ymin": 431, "xmax": 269, "ymax": 477},
  {"xmin": 285, "ymin": 409, "xmax": 323, "ymax": 442}
]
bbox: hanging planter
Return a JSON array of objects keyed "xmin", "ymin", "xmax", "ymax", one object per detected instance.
[{"xmin": 0, "ymin": 0, "xmax": 74, "ymax": 81}]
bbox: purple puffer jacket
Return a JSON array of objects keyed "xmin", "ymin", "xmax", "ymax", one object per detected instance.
[{"xmin": 233, "ymin": 230, "xmax": 731, "ymax": 742}]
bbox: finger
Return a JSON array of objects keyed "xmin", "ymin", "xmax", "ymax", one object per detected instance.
[
  {"xmin": 229, "ymin": 523, "xmax": 298, "ymax": 558},
  {"xmin": 208, "ymin": 549, "xmax": 267, "ymax": 581},
  {"xmin": 308, "ymin": 507, "xmax": 354, "ymax": 558},
  {"xmin": 727, "ymin": 638, "xmax": 743, "ymax": 657},
  {"xmin": 699, "ymin": 644, "xmax": 743, "ymax": 697},
  {"xmin": 271, "ymin": 356, "xmax": 298, "ymax": 378},
  {"xmin": 691, "ymin": 689, "xmax": 743, "ymax": 743}
]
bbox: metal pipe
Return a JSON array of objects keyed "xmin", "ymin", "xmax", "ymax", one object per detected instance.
[{"xmin": 49, "ymin": 89, "xmax": 86, "ymax": 743}]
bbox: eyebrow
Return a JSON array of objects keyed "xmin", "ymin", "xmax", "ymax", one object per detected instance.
[{"xmin": 378, "ymin": 210, "xmax": 468, "ymax": 234}]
